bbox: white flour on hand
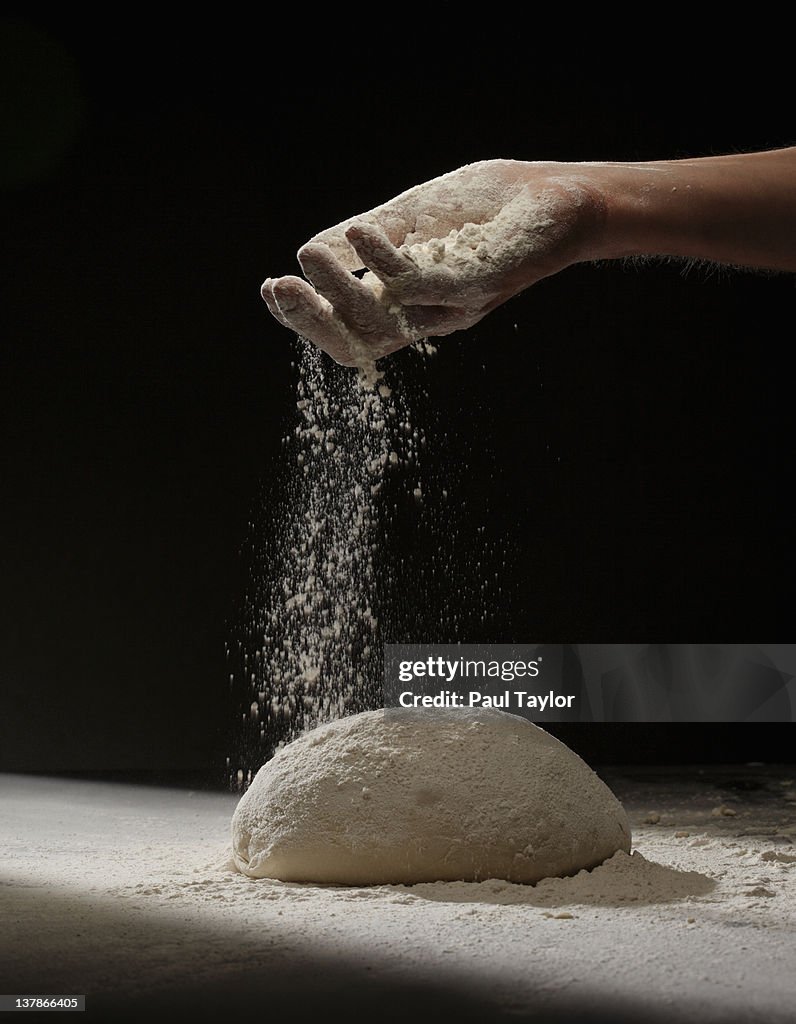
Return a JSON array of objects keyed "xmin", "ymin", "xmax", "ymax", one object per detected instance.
[{"xmin": 310, "ymin": 163, "xmax": 562, "ymax": 380}]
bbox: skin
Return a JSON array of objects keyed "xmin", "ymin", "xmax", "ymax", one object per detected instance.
[{"xmin": 262, "ymin": 149, "xmax": 796, "ymax": 368}]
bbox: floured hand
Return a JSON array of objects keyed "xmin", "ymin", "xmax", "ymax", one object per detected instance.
[{"xmin": 261, "ymin": 159, "xmax": 604, "ymax": 368}]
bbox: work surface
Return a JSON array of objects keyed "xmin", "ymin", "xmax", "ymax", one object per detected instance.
[{"xmin": 2, "ymin": 767, "xmax": 794, "ymax": 1023}]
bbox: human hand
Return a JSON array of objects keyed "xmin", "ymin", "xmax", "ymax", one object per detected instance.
[{"xmin": 261, "ymin": 159, "xmax": 604, "ymax": 368}]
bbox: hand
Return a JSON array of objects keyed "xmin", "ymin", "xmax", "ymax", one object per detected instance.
[{"xmin": 261, "ymin": 159, "xmax": 604, "ymax": 368}]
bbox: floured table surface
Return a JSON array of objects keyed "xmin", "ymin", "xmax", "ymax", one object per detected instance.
[{"xmin": 1, "ymin": 766, "xmax": 794, "ymax": 1023}]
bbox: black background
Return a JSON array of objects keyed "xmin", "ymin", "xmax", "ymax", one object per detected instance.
[{"xmin": 2, "ymin": 18, "xmax": 793, "ymax": 778}]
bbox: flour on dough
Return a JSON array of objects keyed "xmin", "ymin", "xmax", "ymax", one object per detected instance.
[{"xmin": 231, "ymin": 708, "xmax": 631, "ymax": 886}]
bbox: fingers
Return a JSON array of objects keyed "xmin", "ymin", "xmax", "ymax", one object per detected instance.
[
  {"xmin": 303, "ymin": 220, "xmax": 438, "ymax": 309},
  {"xmin": 260, "ymin": 278, "xmax": 293, "ymax": 332},
  {"xmin": 341, "ymin": 221, "xmax": 490, "ymax": 309},
  {"xmin": 302, "ymin": 177, "xmax": 447, "ymax": 271},
  {"xmin": 303, "ymin": 220, "xmax": 364, "ymax": 271},
  {"xmin": 304, "ymin": 210, "xmax": 416, "ymax": 273},
  {"xmin": 299, "ymin": 234, "xmax": 458, "ymax": 343},
  {"xmin": 297, "ymin": 241, "xmax": 402, "ymax": 338},
  {"xmin": 305, "ymin": 198, "xmax": 418, "ymax": 272},
  {"xmin": 343, "ymin": 224, "xmax": 417, "ymax": 281},
  {"xmin": 261, "ymin": 275, "xmax": 356, "ymax": 366}
]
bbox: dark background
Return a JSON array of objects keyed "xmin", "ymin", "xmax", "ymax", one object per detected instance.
[{"xmin": 2, "ymin": 19, "xmax": 793, "ymax": 778}]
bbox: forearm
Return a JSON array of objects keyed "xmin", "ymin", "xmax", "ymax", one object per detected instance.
[{"xmin": 565, "ymin": 148, "xmax": 796, "ymax": 272}]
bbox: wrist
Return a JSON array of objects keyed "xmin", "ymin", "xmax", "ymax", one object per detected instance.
[
  {"xmin": 578, "ymin": 149, "xmax": 796, "ymax": 271},
  {"xmin": 570, "ymin": 161, "xmax": 682, "ymax": 261}
]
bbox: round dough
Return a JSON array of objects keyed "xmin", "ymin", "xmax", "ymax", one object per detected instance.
[{"xmin": 231, "ymin": 708, "xmax": 631, "ymax": 885}]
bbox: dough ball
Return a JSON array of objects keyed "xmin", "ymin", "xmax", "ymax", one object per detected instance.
[{"xmin": 231, "ymin": 708, "xmax": 631, "ymax": 885}]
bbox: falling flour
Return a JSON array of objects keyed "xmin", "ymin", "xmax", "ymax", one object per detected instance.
[
  {"xmin": 231, "ymin": 707, "xmax": 631, "ymax": 885},
  {"xmin": 229, "ymin": 332, "xmax": 507, "ymax": 786},
  {"xmin": 231, "ymin": 350, "xmax": 395, "ymax": 766},
  {"xmin": 228, "ymin": 340, "xmax": 452, "ymax": 784}
]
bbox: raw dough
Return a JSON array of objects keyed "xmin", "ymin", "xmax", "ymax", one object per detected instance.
[{"xmin": 231, "ymin": 708, "xmax": 631, "ymax": 885}]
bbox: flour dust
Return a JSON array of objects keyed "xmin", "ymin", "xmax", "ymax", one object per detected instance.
[{"xmin": 228, "ymin": 340, "xmax": 510, "ymax": 789}]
